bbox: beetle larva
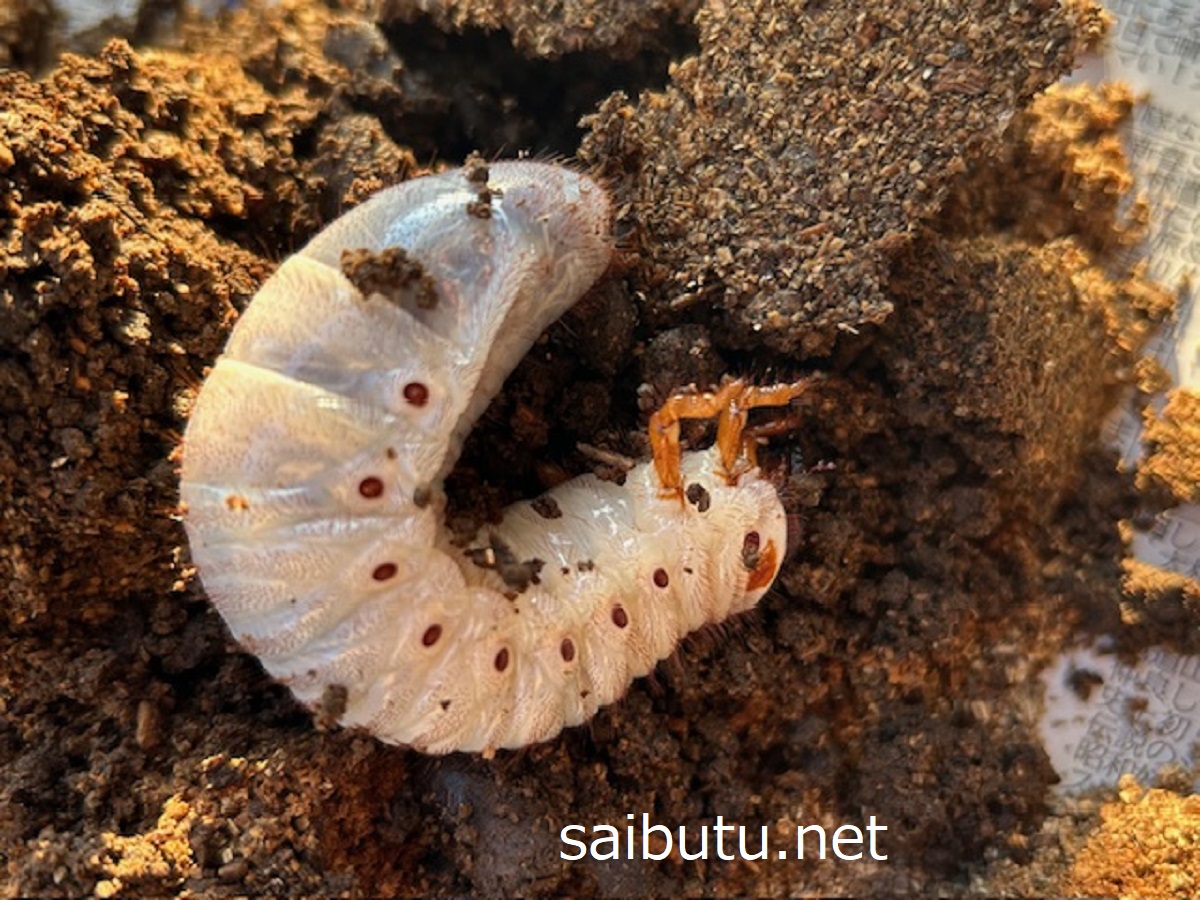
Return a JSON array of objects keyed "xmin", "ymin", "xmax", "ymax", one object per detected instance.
[{"xmin": 180, "ymin": 160, "xmax": 804, "ymax": 755}]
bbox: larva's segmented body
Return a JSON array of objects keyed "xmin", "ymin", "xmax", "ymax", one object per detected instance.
[{"xmin": 181, "ymin": 161, "xmax": 793, "ymax": 755}]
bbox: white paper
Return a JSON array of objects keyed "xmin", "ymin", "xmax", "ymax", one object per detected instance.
[{"xmin": 1040, "ymin": 0, "xmax": 1200, "ymax": 795}]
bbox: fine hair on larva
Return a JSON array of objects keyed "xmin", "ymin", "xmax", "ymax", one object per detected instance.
[{"xmin": 180, "ymin": 160, "xmax": 797, "ymax": 755}]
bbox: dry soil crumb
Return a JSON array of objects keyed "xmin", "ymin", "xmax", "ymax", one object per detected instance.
[
  {"xmin": 1119, "ymin": 553, "xmax": 1200, "ymax": 636},
  {"xmin": 0, "ymin": 41, "xmax": 303, "ymax": 626},
  {"xmin": 1119, "ymin": 362, "xmax": 1200, "ymax": 636},
  {"xmin": 91, "ymin": 794, "xmax": 196, "ymax": 897},
  {"xmin": 1061, "ymin": 776, "xmax": 1200, "ymax": 898},
  {"xmin": 1140, "ymin": 389, "xmax": 1200, "ymax": 506},
  {"xmin": 941, "ymin": 81, "xmax": 1148, "ymax": 256}
]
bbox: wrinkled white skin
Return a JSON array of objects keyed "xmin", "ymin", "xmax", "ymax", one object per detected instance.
[{"xmin": 180, "ymin": 161, "xmax": 787, "ymax": 754}]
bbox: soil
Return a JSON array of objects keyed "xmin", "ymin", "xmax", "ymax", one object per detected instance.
[
  {"xmin": 1062, "ymin": 775, "xmax": 1200, "ymax": 897},
  {"xmin": 1, "ymin": 0, "xmax": 1196, "ymax": 896},
  {"xmin": 1141, "ymin": 389, "xmax": 1200, "ymax": 508}
]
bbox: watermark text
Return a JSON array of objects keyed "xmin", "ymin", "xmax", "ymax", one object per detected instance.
[{"xmin": 560, "ymin": 813, "xmax": 888, "ymax": 862}]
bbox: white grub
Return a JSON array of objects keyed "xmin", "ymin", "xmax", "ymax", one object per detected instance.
[{"xmin": 180, "ymin": 161, "xmax": 790, "ymax": 755}]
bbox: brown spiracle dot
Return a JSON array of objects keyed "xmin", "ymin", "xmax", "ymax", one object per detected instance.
[
  {"xmin": 359, "ymin": 476, "xmax": 384, "ymax": 498},
  {"xmin": 532, "ymin": 496, "xmax": 563, "ymax": 519},
  {"xmin": 685, "ymin": 482, "xmax": 711, "ymax": 513},
  {"xmin": 611, "ymin": 606, "xmax": 628, "ymax": 629},
  {"xmin": 403, "ymin": 381, "xmax": 430, "ymax": 407},
  {"xmin": 653, "ymin": 568, "xmax": 670, "ymax": 588},
  {"xmin": 741, "ymin": 531, "xmax": 762, "ymax": 570},
  {"xmin": 422, "ymin": 624, "xmax": 443, "ymax": 647},
  {"xmin": 372, "ymin": 562, "xmax": 398, "ymax": 581},
  {"xmin": 494, "ymin": 648, "xmax": 510, "ymax": 672},
  {"xmin": 560, "ymin": 638, "xmax": 576, "ymax": 662}
]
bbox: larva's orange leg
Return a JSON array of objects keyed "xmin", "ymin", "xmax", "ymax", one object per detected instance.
[
  {"xmin": 715, "ymin": 380, "xmax": 816, "ymax": 482},
  {"xmin": 739, "ymin": 411, "xmax": 808, "ymax": 469},
  {"xmin": 649, "ymin": 380, "xmax": 744, "ymax": 499},
  {"xmin": 649, "ymin": 376, "xmax": 817, "ymax": 498}
]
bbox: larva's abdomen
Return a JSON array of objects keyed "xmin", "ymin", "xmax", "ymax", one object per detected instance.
[
  {"xmin": 181, "ymin": 161, "xmax": 790, "ymax": 755},
  {"xmin": 341, "ymin": 448, "xmax": 787, "ymax": 754}
]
